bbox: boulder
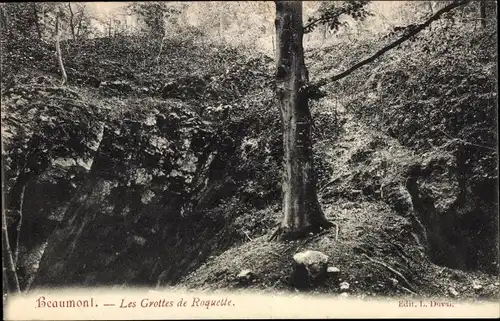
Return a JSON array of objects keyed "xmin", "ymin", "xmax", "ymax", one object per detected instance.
[
  {"xmin": 327, "ymin": 266, "xmax": 340, "ymax": 282},
  {"xmin": 236, "ymin": 269, "xmax": 255, "ymax": 285},
  {"xmin": 292, "ymin": 250, "xmax": 329, "ymax": 289},
  {"xmin": 388, "ymin": 277, "xmax": 399, "ymax": 287},
  {"xmin": 472, "ymin": 281, "xmax": 483, "ymax": 292},
  {"xmin": 448, "ymin": 287, "xmax": 459, "ymax": 297},
  {"xmin": 340, "ymin": 281, "xmax": 350, "ymax": 292}
]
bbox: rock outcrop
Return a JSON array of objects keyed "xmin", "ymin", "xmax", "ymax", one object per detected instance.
[
  {"xmin": 30, "ymin": 101, "xmax": 232, "ymax": 288},
  {"xmin": 292, "ymin": 250, "xmax": 329, "ymax": 289}
]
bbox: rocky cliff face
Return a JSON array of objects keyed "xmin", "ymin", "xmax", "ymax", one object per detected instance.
[
  {"xmin": 2, "ymin": 43, "xmax": 283, "ymax": 289},
  {"xmin": 17, "ymin": 164, "xmax": 87, "ymax": 289},
  {"xmin": 29, "ymin": 100, "xmax": 237, "ymax": 288},
  {"xmin": 317, "ymin": 111, "xmax": 498, "ymax": 275},
  {"xmin": 26, "ymin": 83, "xmax": 286, "ymax": 288},
  {"xmin": 406, "ymin": 150, "xmax": 498, "ymax": 274}
]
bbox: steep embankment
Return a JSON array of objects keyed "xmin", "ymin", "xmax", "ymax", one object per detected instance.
[
  {"xmin": 2, "ymin": 36, "xmax": 286, "ymax": 289},
  {"xmin": 307, "ymin": 24, "xmax": 498, "ymax": 276},
  {"xmin": 178, "ymin": 101, "xmax": 499, "ymax": 300},
  {"xmin": 175, "ymin": 25, "xmax": 499, "ymax": 299}
]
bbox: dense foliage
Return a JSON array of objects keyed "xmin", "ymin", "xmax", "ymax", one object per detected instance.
[
  {"xmin": 304, "ymin": 0, "xmax": 373, "ymax": 34},
  {"xmin": 341, "ymin": 23, "xmax": 497, "ymax": 190}
]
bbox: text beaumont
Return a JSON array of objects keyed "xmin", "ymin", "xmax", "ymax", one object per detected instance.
[{"xmin": 36, "ymin": 296, "xmax": 95, "ymax": 308}]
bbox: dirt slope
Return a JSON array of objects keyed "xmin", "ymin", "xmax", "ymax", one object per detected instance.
[{"xmin": 178, "ymin": 102, "xmax": 500, "ymax": 301}]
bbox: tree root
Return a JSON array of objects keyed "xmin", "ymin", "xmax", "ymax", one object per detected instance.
[
  {"xmin": 243, "ymin": 231, "xmax": 253, "ymax": 242},
  {"xmin": 268, "ymin": 227, "xmax": 282, "ymax": 241},
  {"xmin": 268, "ymin": 220, "xmax": 338, "ymax": 242},
  {"xmin": 301, "ymin": 222, "xmax": 339, "ymax": 246},
  {"xmin": 399, "ymin": 285, "xmax": 418, "ymax": 296},
  {"xmin": 362, "ymin": 254, "xmax": 418, "ymax": 295}
]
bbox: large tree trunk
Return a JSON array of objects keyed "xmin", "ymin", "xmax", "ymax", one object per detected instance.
[{"xmin": 275, "ymin": 1, "xmax": 332, "ymax": 240}]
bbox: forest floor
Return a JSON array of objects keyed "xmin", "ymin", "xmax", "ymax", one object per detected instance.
[
  {"xmin": 3, "ymin": 36, "xmax": 498, "ymax": 302},
  {"xmin": 177, "ymin": 101, "xmax": 500, "ymax": 302}
]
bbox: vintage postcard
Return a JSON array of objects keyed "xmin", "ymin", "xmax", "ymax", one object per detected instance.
[{"xmin": 1, "ymin": 1, "xmax": 499, "ymax": 319}]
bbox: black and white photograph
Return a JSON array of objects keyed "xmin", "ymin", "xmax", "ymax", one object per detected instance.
[{"xmin": 1, "ymin": 1, "xmax": 499, "ymax": 319}]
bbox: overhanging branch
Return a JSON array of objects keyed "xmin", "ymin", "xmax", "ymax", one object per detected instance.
[
  {"xmin": 309, "ymin": 0, "xmax": 470, "ymax": 91},
  {"xmin": 304, "ymin": 15, "xmax": 337, "ymax": 33}
]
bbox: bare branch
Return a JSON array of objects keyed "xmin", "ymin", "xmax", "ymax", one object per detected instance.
[
  {"xmin": 439, "ymin": 130, "xmax": 496, "ymax": 151},
  {"xmin": 303, "ymin": 15, "xmax": 330, "ymax": 33},
  {"xmin": 363, "ymin": 254, "xmax": 418, "ymax": 294},
  {"xmin": 309, "ymin": 0, "xmax": 471, "ymax": 91}
]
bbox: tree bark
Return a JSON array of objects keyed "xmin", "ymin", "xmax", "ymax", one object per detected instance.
[
  {"xmin": 275, "ymin": 1, "xmax": 332, "ymax": 240},
  {"xmin": 55, "ymin": 14, "xmax": 67, "ymax": 86}
]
